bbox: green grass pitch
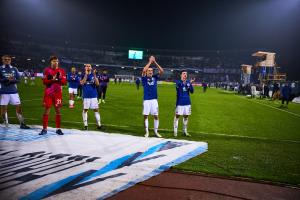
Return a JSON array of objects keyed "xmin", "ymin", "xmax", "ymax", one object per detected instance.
[{"xmin": 6, "ymin": 79, "xmax": 300, "ymax": 186}]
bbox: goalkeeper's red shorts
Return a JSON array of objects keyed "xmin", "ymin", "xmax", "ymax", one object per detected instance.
[{"xmin": 43, "ymin": 93, "xmax": 62, "ymax": 108}]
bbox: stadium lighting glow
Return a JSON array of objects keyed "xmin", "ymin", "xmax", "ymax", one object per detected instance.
[
  {"xmin": 12, "ymin": 56, "xmax": 16, "ymax": 59},
  {"xmin": 171, "ymin": 69, "xmax": 174, "ymax": 72},
  {"xmin": 133, "ymin": 67, "xmax": 137, "ymax": 70},
  {"xmin": 41, "ymin": 59, "xmax": 45, "ymax": 62},
  {"xmin": 195, "ymin": 70, "xmax": 199, "ymax": 73},
  {"xmin": 121, "ymin": 66, "xmax": 125, "ymax": 69},
  {"xmin": 96, "ymin": 64, "xmax": 99, "ymax": 66},
  {"xmin": 27, "ymin": 58, "xmax": 31, "ymax": 61}
]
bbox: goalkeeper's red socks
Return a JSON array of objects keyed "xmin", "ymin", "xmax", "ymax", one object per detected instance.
[
  {"xmin": 55, "ymin": 114, "xmax": 61, "ymax": 128},
  {"xmin": 43, "ymin": 114, "xmax": 48, "ymax": 130}
]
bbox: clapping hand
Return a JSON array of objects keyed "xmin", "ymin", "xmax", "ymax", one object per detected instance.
[
  {"xmin": 8, "ymin": 74, "xmax": 14, "ymax": 81},
  {"xmin": 53, "ymin": 72, "xmax": 60, "ymax": 81},
  {"xmin": 149, "ymin": 56, "xmax": 155, "ymax": 63},
  {"xmin": 93, "ymin": 69, "xmax": 97, "ymax": 76}
]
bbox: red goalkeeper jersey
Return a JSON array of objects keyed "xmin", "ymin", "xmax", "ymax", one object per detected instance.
[
  {"xmin": 43, "ymin": 67, "xmax": 67, "ymax": 96},
  {"xmin": 42, "ymin": 67, "xmax": 66, "ymax": 108}
]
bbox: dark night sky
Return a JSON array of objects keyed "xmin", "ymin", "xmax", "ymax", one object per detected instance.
[{"xmin": 1, "ymin": 0, "xmax": 300, "ymax": 79}]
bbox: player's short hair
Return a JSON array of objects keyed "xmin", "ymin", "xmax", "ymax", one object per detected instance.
[
  {"xmin": 49, "ymin": 55, "xmax": 58, "ymax": 62},
  {"xmin": 180, "ymin": 70, "xmax": 187, "ymax": 74},
  {"xmin": 2, "ymin": 55, "xmax": 11, "ymax": 59}
]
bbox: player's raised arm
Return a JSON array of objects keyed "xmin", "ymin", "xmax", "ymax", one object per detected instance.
[
  {"xmin": 142, "ymin": 56, "xmax": 154, "ymax": 76},
  {"xmin": 153, "ymin": 57, "xmax": 164, "ymax": 75}
]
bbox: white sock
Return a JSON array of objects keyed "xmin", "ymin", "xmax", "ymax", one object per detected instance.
[
  {"xmin": 154, "ymin": 119, "xmax": 159, "ymax": 134},
  {"xmin": 82, "ymin": 111, "xmax": 88, "ymax": 126},
  {"xmin": 16, "ymin": 112, "xmax": 24, "ymax": 124},
  {"xmin": 174, "ymin": 117, "xmax": 179, "ymax": 134},
  {"xmin": 94, "ymin": 112, "xmax": 101, "ymax": 126},
  {"xmin": 144, "ymin": 118, "xmax": 149, "ymax": 133},
  {"xmin": 69, "ymin": 100, "xmax": 75, "ymax": 106},
  {"xmin": 183, "ymin": 118, "xmax": 188, "ymax": 133}
]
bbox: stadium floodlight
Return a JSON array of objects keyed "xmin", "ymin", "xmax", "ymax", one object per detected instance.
[
  {"xmin": 121, "ymin": 66, "xmax": 125, "ymax": 69},
  {"xmin": 96, "ymin": 64, "xmax": 99, "ymax": 67},
  {"xmin": 133, "ymin": 67, "xmax": 137, "ymax": 70},
  {"xmin": 27, "ymin": 58, "xmax": 31, "ymax": 61}
]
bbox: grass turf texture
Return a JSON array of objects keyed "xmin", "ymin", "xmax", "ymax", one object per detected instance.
[{"xmin": 6, "ymin": 79, "xmax": 300, "ymax": 186}]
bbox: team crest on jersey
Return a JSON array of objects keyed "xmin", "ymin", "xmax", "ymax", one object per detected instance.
[
  {"xmin": 147, "ymin": 77, "xmax": 155, "ymax": 86},
  {"xmin": 87, "ymin": 76, "xmax": 95, "ymax": 84}
]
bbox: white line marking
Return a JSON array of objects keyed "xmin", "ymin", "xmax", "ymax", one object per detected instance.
[
  {"xmin": 240, "ymin": 97, "xmax": 300, "ymax": 118},
  {"xmin": 159, "ymin": 128, "xmax": 300, "ymax": 144},
  {"xmin": 8, "ymin": 117, "xmax": 130, "ymax": 128},
  {"xmin": 7, "ymin": 117, "xmax": 300, "ymax": 144},
  {"xmin": 21, "ymin": 99, "xmax": 41, "ymax": 102}
]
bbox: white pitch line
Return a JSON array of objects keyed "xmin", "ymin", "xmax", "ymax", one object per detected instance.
[
  {"xmin": 7, "ymin": 117, "xmax": 300, "ymax": 144},
  {"xmin": 8, "ymin": 117, "xmax": 130, "ymax": 128},
  {"xmin": 218, "ymin": 90, "xmax": 300, "ymax": 118},
  {"xmin": 21, "ymin": 99, "xmax": 41, "ymax": 102},
  {"xmin": 241, "ymin": 97, "xmax": 300, "ymax": 118},
  {"xmin": 159, "ymin": 128, "xmax": 300, "ymax": 144}
]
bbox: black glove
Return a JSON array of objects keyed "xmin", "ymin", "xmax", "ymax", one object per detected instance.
[
  {"xmin": 56, "ymin": 72, "xmax": 61, "ymax": 81},
  {"xmin": 47, "ymin": 75, "xmax": 53, "ymax": 80}
]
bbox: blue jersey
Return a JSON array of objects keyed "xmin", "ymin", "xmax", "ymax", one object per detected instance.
[
  {"xmin": 281, "ymin": 85, "xmax": 291, "ymax": 99},
  {"xmin": 82, "ymin": 73, "xmax": 98, "ymax": 98},
  {"xmin": 176, "ymin": 80, "xmax": 194, "ymax": 106},
  {"xmin": 0, "ymin": 65, "xmax": 20, "ymax": 94},
  {"xmin": 67, "ymin": 72, "xmax": 80, "ymax": 89},
  {"xmin": 142, "ymin": 75, "xmax": 159, "ymax": 100}
]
